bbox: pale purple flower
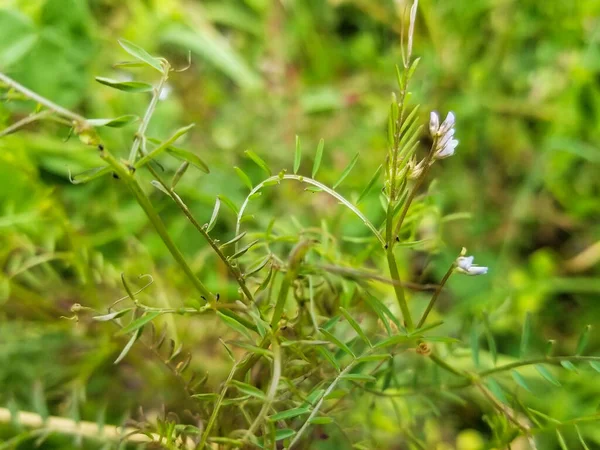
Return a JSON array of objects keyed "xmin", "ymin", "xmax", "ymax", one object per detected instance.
[
  {"xmin": 430, "ymin": 111, "xmax": 458, "ymax": 160},
  {"xmin": 455, "ymin": 255, "xmax": 488, "ymax": 276}
]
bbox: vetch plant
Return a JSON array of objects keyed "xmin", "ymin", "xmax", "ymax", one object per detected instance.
[{"xmin": 1, "ymin": 3, "xmax": 599, "ymax": 449}]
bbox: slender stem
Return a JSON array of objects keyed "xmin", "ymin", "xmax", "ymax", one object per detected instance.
[
  {"xmin": 197, "ymin": 361, "xmax": 240, "ymax": 449},
  {"xmin": 242, "ymin": 340, "xmax": 281, "ymax": 444},
  {"xmin": 475, "ymin": 382, "xmax": 529, "ymax": 432},
  {"xmin": 0, "ymin": 72, "xmax": 87, "ymax": 124},
  {"xmin": 286, "ymin": 358, "xmax": 360, "ymax": 450},
  {"xmin": 392, "ymin": 144, "xmax": 435, "ymax": 241},
  {"xmin": 387, "ymin": 249, "xmax": 413, "ymax": 330},
  {"xmin": 429, "ymin": 353, "xmax": 470, "ymax": 378},
  {"xmin": 236, "ymin": 174, "xmax": 385, "ymax": 249},
  {"xmin": 478, "ymin": 355, "xmax": 600, "ymax": 378},
  {"xmin": 416, "ymin": 261, "xmax": 455, "ymax": 328},
  {"xmin": 128, "ymin": 71, "xmax": 169, "ymax": 164},
  {"xmin": 146, "ymin": 166, "xmax": 256, "ymax": 304},
  {"xmin": 0, "ymin": 110, "xmax": 52, "ymax": 138},
  {"xmin": 100, "ymin": 149, "xmax": 212, "ymax": 300}
]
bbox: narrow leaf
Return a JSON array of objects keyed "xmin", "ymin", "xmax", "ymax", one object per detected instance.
[
  {"xmin": 520, "ymin": 312, "xmax": 531, "ymax": 358},
  {"xmin": 556, "ymin": 430, "xmax": 568, "ymax": 450},
  {"xmin": 116, "ymin": 311, "xmax": 161, "ymax": 336},
  {"xmin": 576, "ymin": 425, "xmax": 591, "ymax": 450},
  {"xmin": 589, "ymin": 361, "xmax": 600, "ymax": 373},
  {"xmin": 294, "ymin": 135, "xmax": 301, "ymax": 174},
  {"xmin": 373, "ymin": 334, "xmax": 412, "ymax": 349},
  {"xmin": 356, "ymin": 354, "xmax": 391, "ymax": 363},
  {"xmin": 274, "ymin": 429, "xmax": 295, "ymax": 441},
  {"xmin": 245, "ymin": 150, "xmax": 271, "ymax": 176},
  {"xmin": 576, "ymin": 325, "xmax": 592, "ymax": 355},
  {"xmin": 93, "ymin": 308, "xmax": 133, "ymax": 322},
  {"xmin": 319, "ymin": 328, "xmax": 355, "ymax": 357},
  {"xmin": 217, "ymin": 311, "xmax": 255, "ymax": 340},
  {"xmin": 269, "ymin": 407, "xmax": 310, "ymax": 422},
  {"xmin": 316, "ymin": 347, "xmax": 340, "ymax": 372},
  {"xmin": 166, "ymin": 147, "xmax": 209, "ymax": 173},
  {"xmin": 118, "ymin": 38, "xmax": 163, "ymax": 72},
  {"xmin": 218, "ymin": 195, "xmax": 239, "ymax": 215},
  {"xmin": 229, "ymin": 239, "xmax": 259, "ymax": 260},
  {"xmin": 95, "ymin": 77, "xmax": 153, "ymax": 93},
  {"xmin": 486, "ymin": 379, "xmax": 508, "ymax": 404},
  {"xmin": 339, "ymin": 307, "xmax": 371, "ymax": 347},
  {"xmin": 191, "ymin": 393, "xmax": 218, "ymax": 402},
  {"xmin": 230, "ymin": 380, "xmax": 265, "ymax": 399},
  {"xmin": 244, "ymin": 254, "xmax": 271, "ymax": 278},
  {"xmin": 535, "ymin": 364, "xmax": 561, "ymax": 387},
  {"xmin": 206, "ymin": 198, "xmax": 220, "ymax": 232},
  {"xmin": 220, "ymin": 232, "xmax": 247, "ymax": 249},
  {"xmin": 234, "ymin": 166, "xmax": 253, "ymax": 190},
  {"xmin": 340, "ymin": 373, "xmax": 376, "ymax": 383},
  {"xmin": 470, "ymin": 320, "xmax": 480, "ymax": 367},
  {"xmin": 312, "ymin": 138, "xmax": 324, "ymax": 178},
  {"xmin": 171, "ymin": 162, "xmax": 190, "ymax": 188},
  {"xmin": 151, "ymin": 180, "xmax": 170, "ymax": 196},
  {"xmin": 114, "ymin": 328, "xmax": 141, "ymax": 364},
  {"xmin": 560, "ymin": 360, "xmax": 578, "ymax": 373},
  {"xmin": 356, "ymin": 164, "xmax": 382, "ymax": 204},
  {"xmin": 88, "ymin": 115, "xmax": 138, "ymax": 128},
  {"xmin": 333, "ymin": 153, "xmax": 359, "ymax": 189},
  {"xmin": 309, "ymin": 417, "xmax": 333, "ymax": 425},
  {"xmin": 511, "ymin": 371, "xmax": 532, "ymax": 393}
]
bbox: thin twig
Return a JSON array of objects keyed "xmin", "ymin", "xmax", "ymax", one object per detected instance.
[{"xmin": 0, "ymin": 110, "xmax": 52, "ymax": 138}]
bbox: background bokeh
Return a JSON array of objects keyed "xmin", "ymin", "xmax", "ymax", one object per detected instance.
[{"xmin": 1, "ymin": 0, "xmax": 599, "ymax": 448}]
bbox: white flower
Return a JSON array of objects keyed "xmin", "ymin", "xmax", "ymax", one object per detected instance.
[
  {"xmin": 430, "ymin": 111, "xmax": 458, "ymax": 160},
  {"xmin": 159, "ymin": 83, "xmax": 172, "ymax": 101},
  {"xmin": 455, "ymin": 255, "xmax": 488, "ymax": 276}
]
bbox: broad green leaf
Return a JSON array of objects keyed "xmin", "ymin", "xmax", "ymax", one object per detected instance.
[
  {"xmin": 95, "ymin": 77, "xmax": 153, "ymax": 93},
  {"xmin": 511, "ymin": 370, "xmax": 532, "ymax": 393},
  {"xmin": 230, "ymin": 380, "xmax": 265, "ymax": 399},
  {"xmin": 116, "ymin": 311, "xmax": 161, "ymax": 336},
  {"xmin": 560, "ymin": 360, "xmax": 578, "ymax": 373},
  {"xmin": 535, "ymin": 364, "xmax": 561, "ymax": 386},
  {"xmin": 245, "ymin": 150, "xmax": 271, "ymax": 175},
  {"xmin": 333, "ymin": 153, "xmax": 359, "ymax": 189},
  {"xmin": 234, "ymin": 166, "xmax": 253, "ymax": 189},
  {"xmin": 294, "ymin": 135, "xmax": 301, "ymax": 174},
  {"xmin": 218, "ymin": 195, "xmax": 239, "ymax": 215},
  {"xmin": 356, "ymin": 164, "xmax": 383, "ymax": 204},
  {"xmin": 88, "ymin": 115, "xmax": 138, "ymax": 128},
  {"xmin": 319, "ymin": 328, "xmax": 355, "ymax": 357},
  {"xmin": 166, "ymin": 147, "xmax": 209, "ymax": 173},
  {"xmin": 206, "ymin": 197, "xmax": 220, "ymax": 232},
  {"xmin": 217, "ymin": 311, "xmax": 255, "ymax": 340},
  {"xmin": 576, "ymin": 325, "xmax": 592, "ymax": 355},
  {"xmin": 118, "ymin": 38, "xmax": 163, "ymax": 72},
  {"xmin": 114, "ymin": 328, "xmax": 141, "ymax": 364},
  {"xmin": 312, "ymin": 138, "xmax": 325, "ymax": 178},
  {"xmin": 93, "ymin": 308, "xmax": 133, "ymax": 322},
  {"xmin": 269, "ymin": 407, "xmax": 309, "ymax": 421},
  {"xmin": 339, "ymin": 307, "xmax": 371, "ymax": 347},
  {"xmin": 340, "ymin": 373, "xmax": 376, "ymax": 383},
  {"xmin": 520, "ymin": 312, "xmax": 531, "ymax": 358}
]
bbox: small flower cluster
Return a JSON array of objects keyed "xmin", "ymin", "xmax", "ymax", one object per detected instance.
[{"xmin": 429, "ymin": 111, "xmax": 458, "ymax": 159}]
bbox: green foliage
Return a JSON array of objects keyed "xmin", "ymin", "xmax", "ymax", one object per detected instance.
[{"xmin": 1, "ymin": 1, "xmax": 599, "ymax": 449}]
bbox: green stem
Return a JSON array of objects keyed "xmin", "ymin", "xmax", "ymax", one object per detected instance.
[
  {"xmin": 100, "ymin": 149, "xmax": 212, "ymax": 300},
  {"xmin": 128, "ymin": 71, "xmax": 169, "ymax": 164},
  {"xmin": 478, "ymin": 355, "xmax": 600, "ymax": 378},
  {"xmin": 0, "ymin": 72, "xmax": 87, "ymax": 124},
  {"xmin": 146, "ymin": 166, "xmax": 256, "ymax": 304},
  {"xmin": 387, "ymin": 249, "xmax": 413, "ymax": 330},
  {"xmin": 429, "ymin": 353, "xmax": 470, "ymax": 378},
  {"xmin": 416, "ymin": 261, "xmax": 455, "ymax": 328}
]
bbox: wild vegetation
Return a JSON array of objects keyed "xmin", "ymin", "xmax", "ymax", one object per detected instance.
[{"xmin": 1, "ymin": 0, "xmax": 599, "ymax": 449}]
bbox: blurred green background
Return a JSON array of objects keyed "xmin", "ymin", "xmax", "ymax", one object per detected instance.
[{"xmin": 1, "ymin": 0, "xmax": 599, "ymax": 448}]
